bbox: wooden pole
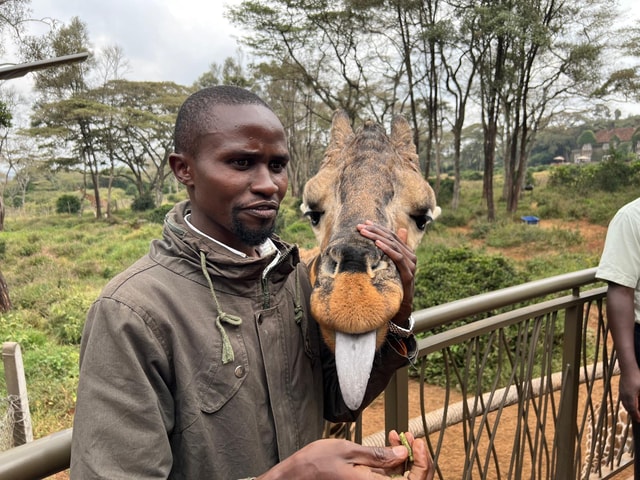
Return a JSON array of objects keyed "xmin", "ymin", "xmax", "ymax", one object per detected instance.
[{"xmin": 2, "ymin": 342, "xmax": 33, "ymax": 446}]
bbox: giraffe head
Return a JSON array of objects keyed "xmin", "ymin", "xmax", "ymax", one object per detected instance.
[{"xmin": 301, "ymin": 110, "xmax": 440, "ymax": 409}]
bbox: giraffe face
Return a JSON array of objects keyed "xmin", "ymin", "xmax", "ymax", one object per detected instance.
[{"xmin": 301, "ymin": 110, "xmax": 440, "ymax": 409}]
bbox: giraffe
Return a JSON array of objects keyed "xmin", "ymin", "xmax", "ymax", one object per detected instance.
[
  {"xmin": 301, "ymin": 110, "xmax": 440, "ymax": 410},
  {"xmin": 82, "ymin": 191, "xmax": 109, "ymax": 218}
]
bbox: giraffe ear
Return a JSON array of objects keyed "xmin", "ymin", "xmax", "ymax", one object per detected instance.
[
  {"xmin": 328, "ymin": 110, "xmax": 353, "ymax": 151},
  {"xmin": 391, "ymin": 115, "xmax": 419, "ymax": 165},
  {"xmin": 169, "ymin": 153, "xmax": 194, "ymax": 186}
]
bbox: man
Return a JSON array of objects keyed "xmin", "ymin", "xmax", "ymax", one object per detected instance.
[
  {"xmin": 596, "ymin": 197, "xmax": 640, "ymax": 479},
  {"xmin": 70, "ymin": 85, "xmax": 432, "ymax": 479}
]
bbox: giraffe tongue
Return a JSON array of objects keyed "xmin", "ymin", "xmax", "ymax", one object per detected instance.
[{"xmin": 334, "ymin": 330, "xmax": 377, "ymax": 411}]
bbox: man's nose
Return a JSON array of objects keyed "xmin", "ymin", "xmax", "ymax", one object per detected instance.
[{"xmin": 250, "ymin": 165, "xmax": 279, "ymax": 195}]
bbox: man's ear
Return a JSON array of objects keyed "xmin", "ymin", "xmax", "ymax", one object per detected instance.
[{"xmin": 169, "ymin": 153, "xmax": 194, "ymax": 186}]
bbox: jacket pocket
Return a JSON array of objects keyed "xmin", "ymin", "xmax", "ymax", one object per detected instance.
[{"xmin": 197, "ymin": 331, "xmax": 249, "ymax": 413}]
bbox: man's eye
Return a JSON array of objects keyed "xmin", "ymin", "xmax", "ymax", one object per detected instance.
[
  {"xmin": 232, "ymin": 158, "xmax": 251, "ymax": 168},
  {"xmin": 270, "ymin": 161, "xmax": 287, "ymax": 172}
]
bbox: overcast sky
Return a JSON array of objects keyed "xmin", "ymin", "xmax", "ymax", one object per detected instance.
[
  {"xmin": 3, "ymin": 0, "xmax": 640, "ymax": 115},
  {"xmin": 4, "ymin": 0, "xmax": 244, "ymax": 97}
]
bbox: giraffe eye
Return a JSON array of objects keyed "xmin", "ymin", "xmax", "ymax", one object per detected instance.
[
  {"xmin": 411, "ymin": 214, "xmax": 432, "ymax": 231},
  {"xmin": 304, "ymin": 211, "xmax": 324, "ymax": 227}
]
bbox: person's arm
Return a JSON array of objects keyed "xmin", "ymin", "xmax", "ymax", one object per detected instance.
[
  {"xmin": 607, "ymin": 282, "xmax": 640, "ymax": 422},
  {"xmin": 71, "ymin": 298, "xmax": 174, "ymax": 479}
]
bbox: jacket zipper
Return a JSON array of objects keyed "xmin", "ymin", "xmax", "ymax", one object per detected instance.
[{"xmin": 261, "ymin": 247, "xmax": 293, "ymax": 309}]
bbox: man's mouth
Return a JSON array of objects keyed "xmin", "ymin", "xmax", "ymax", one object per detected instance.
[{"xmin": 242, "ymin": 202, "xmax": 279, "ymax": 219}]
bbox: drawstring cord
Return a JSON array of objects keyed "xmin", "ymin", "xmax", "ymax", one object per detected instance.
[
  {"xmin": 294, "ymin": 267, "xmax": 304, "ymax": 325},
  {"xmin": 200, "ymin": 251, "xmax": 242, "ymax": 364}
]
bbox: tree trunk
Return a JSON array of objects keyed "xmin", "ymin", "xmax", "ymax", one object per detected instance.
[
  {"xmin": 0, "ymin": 196, "xmax": 4, "ymax": 232},
  {"xmin": 0, "ymin": 269, "xmax": 11, "ymax": 313}
]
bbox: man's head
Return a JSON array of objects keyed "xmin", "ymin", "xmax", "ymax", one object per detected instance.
[{"xmin": 169, "ymin": 86, "xmax": 289, "ymax": 257}]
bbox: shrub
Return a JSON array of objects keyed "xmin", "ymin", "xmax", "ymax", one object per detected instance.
[
  {"xmin": 147, "ymin": 204, "xmax": 174, "ymax": 224},
  {"xmin": 412, "ymin": 246, "xmax": 530, "ymax": 389},
  {"xmin": 55, "ymin": 194, "xmax": 82, "ymax": 214},
  {"xmin": 413, "ymin": 246, "xmax": 525, "ymax": 310},
  {"xmin": 131, "ymin": 193, "xmax": 155, "ymax": 211}
]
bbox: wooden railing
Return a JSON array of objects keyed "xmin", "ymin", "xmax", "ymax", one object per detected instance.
[{"xmin": 0, "ymin": 267, "xmax": 631, "ymax": 479}]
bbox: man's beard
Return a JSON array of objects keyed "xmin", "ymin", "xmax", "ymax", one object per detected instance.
[{"xmin": 231, "ymin": 210, "xmax": 276, "ymax": 247}]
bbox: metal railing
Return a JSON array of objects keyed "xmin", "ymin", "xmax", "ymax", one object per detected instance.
[
  {"xmin": 0, "ymin": 267, "xmax": 631, "ymax": 479},
  {"xmin": 364, "ymin": 267, "xmax": 630, "ymax": 479}
]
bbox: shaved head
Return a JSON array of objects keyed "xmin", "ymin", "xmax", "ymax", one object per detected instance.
[{"xmin": 173, "ymin": 85, "xmax": 273, "ymax": 156}]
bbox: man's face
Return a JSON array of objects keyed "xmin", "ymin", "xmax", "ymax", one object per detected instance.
[{"xmin": 172, "ymin": 104, "xmax": 289, "ymax": 256}]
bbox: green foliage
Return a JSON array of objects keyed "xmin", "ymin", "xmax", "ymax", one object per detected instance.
[
  {"xmin": 434, "ymin": 177, "xmax": 454, "ymax": 205},
  {"xmin": 548, "ymin": 156, "xmax": 640, "ymax": 194},
  {"xmin": 147, "ymin": 203, "xmax": 174, "ymax": 224},
  {"xmin": 47, "ymin": 291, "xmax": 93, "ymax": 345},
  {"xmin": 0, "ymin": 101, "xmax": 12, "ymax": 128},
  {"xmin": 412, "ymin": 246, "xmax": 530, "ymax": 389},
  {"xmin": 56, "ymin": 194, "xmax": 82, "ymax": 214},
  {"xmin": 413, "ymin": 246, "xmax": 526, "ymax": 310},
  {"xmin": 577, "ymin": 129, "xmax": 596, "ymax": 146},
  {"xmin": 479, "ymin": 221, "xmax": 583, "ymax": 250},
  {"xmin": 276, "ymin": 197, "xmax": 317, "ymax": 248},
  {"xmin": 131, "ymin": 193, "xmax": 156, "ymax": 211}
]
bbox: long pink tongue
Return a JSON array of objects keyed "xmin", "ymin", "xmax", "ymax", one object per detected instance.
[{"xmin": 334, "ymin": 330, "xmax": 377, "ymax": 410}]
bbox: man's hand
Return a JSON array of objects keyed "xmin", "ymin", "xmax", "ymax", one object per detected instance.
[
  {"xmin": 257, "ymin": 436, "xmax": 434, "ymax": 479},
  {"xmin": 357, "ymin": 221, "xmax": 417, "ymax": 325},
  {"xmin": 388, "ymin": 430, "xmax": 435, "ymax": 479}
]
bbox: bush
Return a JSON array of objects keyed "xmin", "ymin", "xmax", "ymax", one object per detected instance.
[
  {"xmin": 131, "ymin": 193, "xmax": 155, "ymax": 211},
  {"xmin": 56, "ymin": 194, "xmax": 82, "ymax": 214},
  {"xmin": 413, "ymin": 246, "xmax": 525, "ymax": 310},
  {"xmin": 147, "ymin": 204, "xmax": 174, "ymax": 224},
  {"xmin": 548, "ymin": 155, "xmax": 638, "ymax": 193},
  {"xmin": 412, "ymin": 246, "xmax": 530, "ymax": 389}
]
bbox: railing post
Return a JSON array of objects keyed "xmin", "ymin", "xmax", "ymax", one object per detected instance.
[
  {"xmin": 2, "ymin": 342, "xmax": 33, "ymax": 447},
  {"xmin": 554, "ymin": 302, "xmax": 584, "ymax": 480},
  {"xmin": 384, "ymin": 367, "xmax": 409, "ymax": 443}
]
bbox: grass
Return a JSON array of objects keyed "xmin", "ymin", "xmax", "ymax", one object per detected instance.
[
  {"xmin": 0, "ymin": 173, "xmax": 638, "ymax": 440},
  {"xmin": 0, "ymin": 212, "xmax": 162, "ymax": 436}
]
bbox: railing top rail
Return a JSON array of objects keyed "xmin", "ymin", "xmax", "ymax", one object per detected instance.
[{"xmin": 414, "ymin": 267, "xmax": 599, "ymax": 332}]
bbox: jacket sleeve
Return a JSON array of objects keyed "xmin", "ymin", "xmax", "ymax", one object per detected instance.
[
  {"xmin": 320, "ymin": 331, "xmax": 417, "ymax": 423},
  {"xmin": 70, "ymin": 298, "xmax": 174, "ymax": 479}
]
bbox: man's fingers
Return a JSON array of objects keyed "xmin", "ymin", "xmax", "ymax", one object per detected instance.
[
  {"xmin": 396, "ymin": 227, "xmax": 408, "ymax": 244},
  {"xmin": 407, "ymin": 438, "xmax": 435, "ymax": 480}
]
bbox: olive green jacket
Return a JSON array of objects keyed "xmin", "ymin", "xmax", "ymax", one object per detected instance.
[{"xmin": 70, "ymin": 200, "xmax": 414, "ymax": 479}]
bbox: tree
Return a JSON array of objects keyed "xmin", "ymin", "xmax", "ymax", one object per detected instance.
[
  {"xmin": 457, "ymin": 0, "xmax": 613, "ymax": 218},
  {"xmin": 0, "ymin": 94, "xmax": 11, "ymax": 231},
  {"xmin": 95, "ymin": 80, "xmax": 191, "ymax": 206},
  {"xmin": 0, "ymin": 0, "xmax": 30, "ymax": 59},
  {"xmin": 227, "ymin": 1, "xmax": 392, "ymax": 120},
  {"xmin": 577, "ymin": 130, "xmax": 597, "ymax": 147},
  {"xmin": 194, "ymin": 54, "xmax": 251, "ymax": 90},
  {"xmin": 252, "ymin": 59, "xmax": 331, "ymax": 197}
]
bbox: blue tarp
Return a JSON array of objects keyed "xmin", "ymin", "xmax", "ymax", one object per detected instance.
[{"xmin": 521, "ymin": 215, "xmax": 539, "ymax": 225}]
